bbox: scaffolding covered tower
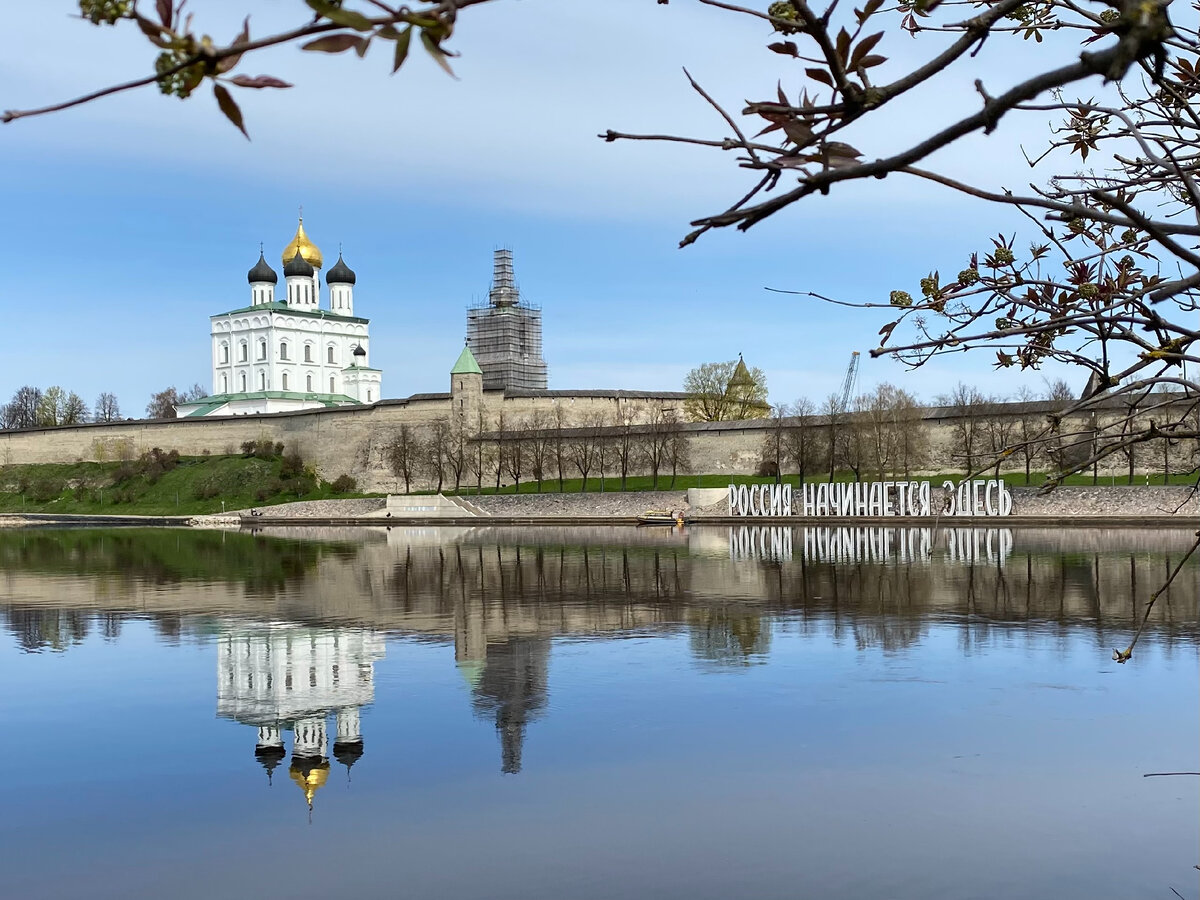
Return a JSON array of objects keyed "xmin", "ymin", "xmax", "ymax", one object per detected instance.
[{"xmin": 466, "ymin": 249, "xmax": 548, "ymax": 391}]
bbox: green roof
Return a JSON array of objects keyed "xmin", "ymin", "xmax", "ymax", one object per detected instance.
[
  {"xmin": 181, "ymin": 401, "xmax": 228, "ymax": 418},
  {"xmin": 177, "ymin": 391, "xmax": 362, "ymax": 416},
  {"xmin": 451, "ymin": 344, "xmax": 483, "ymax": 375}
]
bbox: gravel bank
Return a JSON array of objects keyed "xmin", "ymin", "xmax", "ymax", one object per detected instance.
[
  {"xmin": 223, "ymin": 498, "xmax": 386, "ymax": 519},
  {"xmin": 471, "ymin": 491, "xmax": 692, "ymax": 518},
  {"xmin": 197, "ymin": 486, "xmax": 1195, "ymax": 521},
  {"xmin": 1009, "ymin": 485, "xmax": 1197, "ymax": 517},
  {"xmin": 473, "ymin": 485, "xmax": 1197, "ymax": 519}
]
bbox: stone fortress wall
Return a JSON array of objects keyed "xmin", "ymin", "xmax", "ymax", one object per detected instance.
[{"xmin": 1, "ymin": 386, "xmax": 1196, "ymax": 492}]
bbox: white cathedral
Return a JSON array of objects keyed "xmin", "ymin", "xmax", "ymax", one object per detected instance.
[{"xmin": 176, "ymin": 218, "xmax": 383, "ymax": 417}]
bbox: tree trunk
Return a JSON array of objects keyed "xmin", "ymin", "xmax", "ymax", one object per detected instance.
[{"xmin": 828, "ymin": 423, "xmax": 836, "ymax": 481}]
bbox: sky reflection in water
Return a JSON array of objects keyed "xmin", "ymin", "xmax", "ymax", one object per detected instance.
[{"xmin": 0, "ymin": 525, "xmax": 1197, "ymax": 900}]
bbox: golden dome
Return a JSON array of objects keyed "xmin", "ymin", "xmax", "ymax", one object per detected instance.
[
  {"xmin": 282, "ymin": 218, "xmax": 323, "ymax": 269},
  {"xmin": 289, "ymin": 760, "xmax": 330, "ymax": 810}
]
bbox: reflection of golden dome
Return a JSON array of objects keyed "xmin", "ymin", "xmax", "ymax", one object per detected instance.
[
  {"xmin": 282, "ymin": 218, "xmax": 323, "ymax": 269},
  {"xmin": 289, "ymin": 759, "xmax": 330, "ymax": 810}
]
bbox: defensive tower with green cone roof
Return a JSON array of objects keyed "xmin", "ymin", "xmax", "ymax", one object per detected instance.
[{"xmin": 450, "ymin": 344, "xmax": 484, "ymax": 425}]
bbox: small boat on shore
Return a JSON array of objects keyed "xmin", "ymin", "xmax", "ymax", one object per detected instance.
[{"xmin": 637, "ymin": 510, "xmax": 685, "ymax": 526}]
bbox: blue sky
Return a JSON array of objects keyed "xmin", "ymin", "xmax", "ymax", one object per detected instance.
[{"xmin": 0, "ymin": 0, "xmax": 1087, "ymax": 414}]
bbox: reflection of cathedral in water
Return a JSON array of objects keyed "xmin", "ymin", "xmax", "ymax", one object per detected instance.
[
  {"xmin": 215, "ymin": 620, "xmax": 551, "ymax": 796},
  {"xmin": 216, "ymin": 624, "xmax": 385, "ymax": 813}
]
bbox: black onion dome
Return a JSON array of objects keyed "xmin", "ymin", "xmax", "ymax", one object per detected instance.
[
  {"xmin": 283, "ymin": 248, "xmax": 314, "ymax": 278},
  {"xmin": 326, "ymin": 253, "xmax": 356, "ymax": 286},
  {"xmin": 352, "ymin": 344, "xmax": 367, "ymax": 357},
  {"xmin": 333, "ymin": 740, "xmax": 364, "ymax": 771},
  {"xmin": 247, "ymin": 251, "xmax": 278, "ymax": 284}
]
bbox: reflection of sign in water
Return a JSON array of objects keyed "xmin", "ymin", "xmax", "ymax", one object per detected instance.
[
  {"xmin": 730, "ymin": 525, "xmax": 793, "ymax": 562},
  {"xmin": 729, "ymin": 480, "xmax": 1013, "ymax": 517},
  {"xmin": 729, "ymin": 526, "xmax": 1014, "ymax": 566},
  {"xmin": 805, "ymin": 526, "xmax": 1013, "ymax": 564},
  {"xmin": 942, "ymin": 527, "xmax": 1014, "ymax": 565},
  {"xmin": 216, "ymin": 623, "xmax": 385, "ymax": 815},
  {"xmin": 803, "ymin": 526, "xmax": 933, "ymax": 563}
]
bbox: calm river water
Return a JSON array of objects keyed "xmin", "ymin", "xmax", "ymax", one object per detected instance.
[{"xmin": 1, "ymin": 524, "xmax": 1197, "ymax": 900}]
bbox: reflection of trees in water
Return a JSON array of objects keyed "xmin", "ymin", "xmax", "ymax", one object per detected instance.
[
  {"xmin": 687, "ymin": 607, "xmax": 771, "ymax": 666},
  {"xmin": 4, "ymin": 607, "xmax": 92, "ymax": 652},
  {"xmin": 469, "ymin": 637, "xmax": 549, "ymax": 774},
  {"xmin": 770, "ymin": 548, "xmax": 1198, "ymax": 655},
  {"xmin": 2, "ymin": 531, "xmax": 1197, "ymax": 662},
  {"xmin": 0, "ymin": 528, "xmax": 345, "ymax": 597}
]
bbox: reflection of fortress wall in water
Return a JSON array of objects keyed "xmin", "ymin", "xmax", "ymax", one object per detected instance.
[{"xmin": 1, "ymin": 528, "xmax": 1197, "ymax": 653}]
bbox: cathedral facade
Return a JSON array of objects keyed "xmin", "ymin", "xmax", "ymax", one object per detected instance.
[{"xmin": 177, "ymin": 218, "xmax": 383, "ymax": 417}]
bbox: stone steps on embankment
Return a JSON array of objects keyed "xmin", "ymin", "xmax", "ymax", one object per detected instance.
[{"xmin": 368, "ymin": 493, "xmax": 484, "ymax": 518}]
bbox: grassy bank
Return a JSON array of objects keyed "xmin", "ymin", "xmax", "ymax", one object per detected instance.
[
  {"xmin": 0, "ymin": 448, "xmax": 373, "ymax": 516},
  {"xmin": 3, "ymin": 455, "xmax": 1192, "ymax": 515},
  {"xmin": 443, "ymin": 470, "xmax": 1197, "ymax": 495}
]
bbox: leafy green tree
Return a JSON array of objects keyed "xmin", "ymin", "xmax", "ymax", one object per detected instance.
[
  {"xmin": 684, "ymin": 357, "xmax": 769, "ymax": 422},
  {"xmin": 62, "ymin": 391, "xmax": 90, "ymax": 425},
  {"xmin": 36, "ymin": 386, "xmax": 67, "ymax": 426}
]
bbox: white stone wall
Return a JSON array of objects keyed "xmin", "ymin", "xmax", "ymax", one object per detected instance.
[{"xmin": 211, "ymin": 310, "xmax": 371, "ymax": 401}]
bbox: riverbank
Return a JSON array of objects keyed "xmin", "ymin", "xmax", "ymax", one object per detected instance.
[
  {"xmin": 426, "ymin": 485, "xmax": 1200, "ymax": 519},
  {"xmin": 1, "ymin": 484, "xmax": 1195, "ymax": 528}
]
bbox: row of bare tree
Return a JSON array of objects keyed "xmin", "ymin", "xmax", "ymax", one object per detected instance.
[
  {"xmin": 764, "ymin": 380, "xmax": 1199, "ymax": 484},
  {"xmin": 761, "ymin": 384, "xmax": 930, "ymax": 483},
  {"xmin": 371, "ymin": 406, "xmax": 693, "ymax": 494},
  {"xmin": 0, "ymin": 383, "xmax": 209, "ymax": 428}
]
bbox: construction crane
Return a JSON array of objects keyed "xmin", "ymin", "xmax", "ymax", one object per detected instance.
[{"xmin": 837, "ymin": 351, "xmax": 860, "ymax": 413}]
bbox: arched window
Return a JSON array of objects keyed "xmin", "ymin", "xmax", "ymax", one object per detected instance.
[
  {"xmin": 327, "ymin": 346, "xmax": 335, "ymax": 364},
  {"xmin": 279, "ymin": 341, "xmax": 288, "ymax": 360},
  {"xmin": 240, "ymin": 372, "xmax": 247, "ymax": 392},
  {"xmin": 239, "ymin": 342, "xmax": 248, "ymax": 362},
  {"xmin": 304, "ymin": 345, "xmax": 312, "ymax": 363},
  {"xmin": 367, "ymin": 390, "xmax": 372, "ymax": 402},
  {"xmin": 221, "ymin": 374, "xmax": 228, "ymax": 393},
  {"xmin": 259, "ymin": 372, "xmax": 266, "ymax": 391},
  {"xmin": 306, "ymin": 374, "xmax": 313, "ymax": 392},
  {"xmin": 258, "ymin": 340, "xmax": 266, "ymax": 360},
  {"xmin": 281, "ymin": 373, "xmax": 289, "ymax": 390},
  {"xmin": 221, "ymin": 344, "xmax": 229, "ymax": 364},
  {"xmin": 329, "ymin": 376, "xmax": 335, "ymax": 393}
]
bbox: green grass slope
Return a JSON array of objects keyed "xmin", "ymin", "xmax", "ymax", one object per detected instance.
[{"xmin": 0, "ymin": 449, "xmax": 373, "ymax": 516}]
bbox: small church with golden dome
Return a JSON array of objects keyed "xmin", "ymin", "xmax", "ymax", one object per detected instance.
[{"xmin": 176, "ymin": 217, "xmax": 383, "ymax": 417}]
